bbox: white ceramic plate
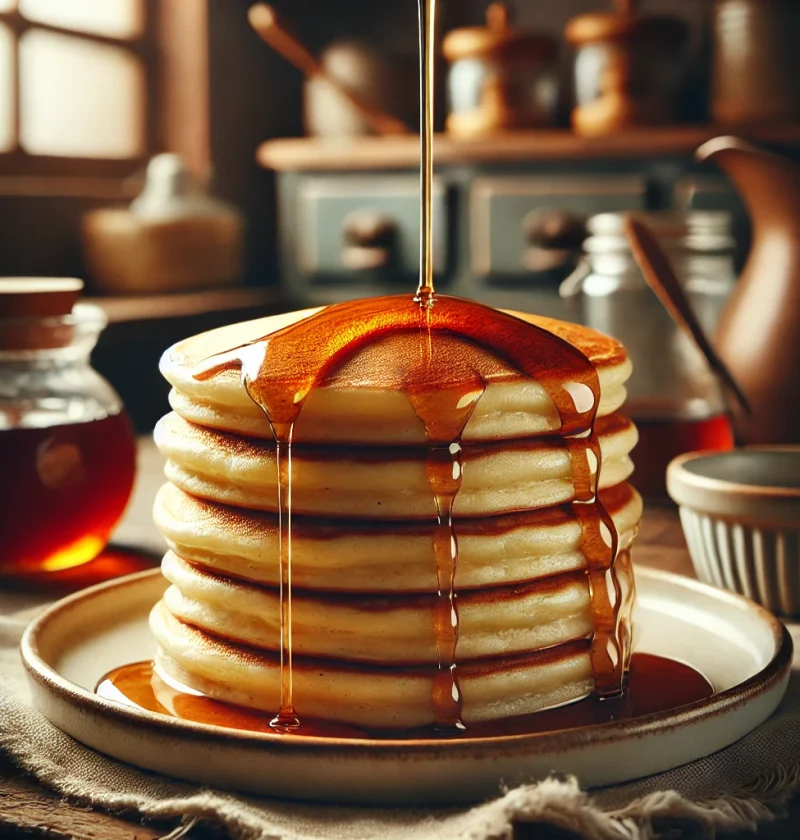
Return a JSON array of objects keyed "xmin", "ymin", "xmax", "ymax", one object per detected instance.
[{"xmin": 21, "ymin": 567, "xmax": 792, "ymax": 805}]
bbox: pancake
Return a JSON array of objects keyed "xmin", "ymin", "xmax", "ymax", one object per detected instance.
[
  {"xmin": 160, "ymin": 308, "xmax": 632, "ymax": 445},
  {"xmin": 161, "ymin": 552, "xmax": 594, "ymax": 663},
  {"xmin": 148, "ymin": 300, "xmax": 642, "ymax": 731},
  {"xmin": 150, "ymin": 602, "xmax": 595, "ymax": 729},
  {"xmin": 154, "ymin": 481, "xmax": 642, "ymax": 593},
  {"xmin": 155, "ymin": 411, "xmax": 637, "ymax": 519}
]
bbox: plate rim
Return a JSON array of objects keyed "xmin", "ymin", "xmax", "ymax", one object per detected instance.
[{"xmin": 21, "ymin": 565, "xmax": 794, "ymax": 757}]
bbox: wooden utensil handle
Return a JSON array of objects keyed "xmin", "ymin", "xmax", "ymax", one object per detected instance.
[
  {"xmin": 248, "ymin": 4, "xmax": 322, "ymax": 78},
  {"xmin": 248, "ymin": 4, "xmax": 410, "ymax": 136},
  {"xmin": 624, "ymin": 215, "xmax": 752, "ymax": 416}
]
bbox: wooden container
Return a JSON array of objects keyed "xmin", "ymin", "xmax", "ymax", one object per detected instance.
[
  {"xmin": 82, "ymin": 155, "xmax": 244, "ymax": 296},
  {"xmin": 712, "ymin": 0, "xmax": 800, "ymax": 125},
  {"xmin": 443, "ymin": 3, "xmax": 557, "ymax": 138},
  {"xmin": 566, "ymin": 2, "xmax": 688, "ymax": 137}
]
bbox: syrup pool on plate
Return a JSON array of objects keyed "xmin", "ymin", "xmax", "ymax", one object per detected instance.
[{"xmin": 96, "ymin": 653, "xmax": 714, "ymax": 739}]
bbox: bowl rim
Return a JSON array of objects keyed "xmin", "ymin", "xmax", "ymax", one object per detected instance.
[
  {"xmin": 667, "ymin": 447, "xmax": 800, "ymax": 527},
  {"xmin": 668, "ymin": 447, "xmax": 800, "ymax": 500}
]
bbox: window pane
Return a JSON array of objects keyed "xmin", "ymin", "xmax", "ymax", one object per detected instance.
[
  {"xmin": 20, "ymin": 29, "xmax": 144, "ymax": 158},
  {"xmin": 19, "ymin": 0, "xmax": 142, "ymax": 39},
  {"xmin": 0, "ymin": 24, "xmax": 13, "ymax": 152}
]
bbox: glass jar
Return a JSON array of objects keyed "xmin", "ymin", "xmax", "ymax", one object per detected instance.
[
  {"xmin": 0, "ymin": 279, "xmax": 136, "ymax": 576},
  {"xmin": 561, "ymin": 212, "xmax": 737, "ymax": 498}
]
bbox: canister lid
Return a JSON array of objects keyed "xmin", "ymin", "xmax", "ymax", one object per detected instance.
[
  {"xmin": 566, "ymin": 8, "xmax": 687, "ymax": 49},
  {"xmin": 565, "ymin": 11, "xmax": 635, "ymax": 46},
  {"xmin": 0, "ymin": 278, "xmax": 83, "ymax": 319},
  {"xmin": 0, "ymin": 278, "xmax": 84, "ymax": 351},
  {"xmin": 443, "ymin": 3, "xmax": 555, "ymax": 63}
]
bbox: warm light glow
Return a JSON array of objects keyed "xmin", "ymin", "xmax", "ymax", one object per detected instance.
[
  {"xmin": 0, "ymin": 24, "xmax": 12, "ymax": 152},
  {"xmin": 20, "ymin": 29, "xmax": 144, "ymax": 158},
  {"xmin": 41, "ymin": 534, "xmax": 105, "ymax": 572},
  {"xmin": 0, "ymin": 0, "xmax": 16, "ymax": 12},
  {"xmin": 19, "ymin": 0, "xmax": 142, "ymax": 39}
]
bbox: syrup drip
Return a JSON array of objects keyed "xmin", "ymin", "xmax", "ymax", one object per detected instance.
[
  {"xmin": 407, "ymin": 354, "xmax": 484, "ymax": 728},
  {"xmin": 269, "ymin": 425, "xmax": 297, "ymax": 729}
]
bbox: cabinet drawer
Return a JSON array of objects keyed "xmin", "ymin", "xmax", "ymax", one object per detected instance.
[
  {"xmin": 470, "ymin": 175, "xmax": 646, "ymax": 278},
  {"xmin": 296, "ymin": 175, "xmax": 447, "ymax": 281}
]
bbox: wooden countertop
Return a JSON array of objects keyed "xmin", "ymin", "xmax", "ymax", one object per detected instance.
[
  {"xmin": 1, "ymin": 439, "xmax": 798, "ymax": 838},
  {"xmin": 258, "ymin": 124, "xmax": 800, "ymax": 172}
]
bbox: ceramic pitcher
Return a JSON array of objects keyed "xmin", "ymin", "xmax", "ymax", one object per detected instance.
[{"xmin": 697, "ymin": 136, "xmax": 800, "ymax": 444}]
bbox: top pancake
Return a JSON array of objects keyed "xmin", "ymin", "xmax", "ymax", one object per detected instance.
[{"xmin": 161, "ymin": 306, "xmax": 631, "ymax": 445}]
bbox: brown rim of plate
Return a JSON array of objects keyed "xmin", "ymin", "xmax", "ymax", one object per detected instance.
[
  {"xmin": 668, "ymin": 448, "xmax": 800, "ymax": 501},
  {"xmin": 20, "ymin": 567, "xmax": 793, "ymax": 758}
]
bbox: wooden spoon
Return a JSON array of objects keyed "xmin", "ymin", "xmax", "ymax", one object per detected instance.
[
  {"xmin": 248, "ymin": 4, "xmax": 410, "ymax": 136},
  {"xmin": 623, "ymin": 214, "xmax": 751, "ymax": 416}
]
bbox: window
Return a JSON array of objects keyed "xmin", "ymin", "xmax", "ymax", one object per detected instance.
[{"xmin": 0, "ymin": 0, "xmax": 154, "ymax": 178}]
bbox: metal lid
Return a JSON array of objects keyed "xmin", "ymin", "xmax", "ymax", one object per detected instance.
[
  {"xmin": 584, "ymin": 212, "xmax": 735, "ymax": 256},
  {"xmin": 443, "ymin": 3, "xmax": 555, "ymax": 63}
]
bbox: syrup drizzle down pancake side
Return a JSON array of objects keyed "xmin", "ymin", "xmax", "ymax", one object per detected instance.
[{"xmin": 188, "ymin": 0, "xmax": 630, "ymax": 732}]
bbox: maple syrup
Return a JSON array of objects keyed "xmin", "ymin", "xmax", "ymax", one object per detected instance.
[
  {"xmin": 0, "ymin": 412, "xmax": 136, "ymax": 576},
  {"xmin": 633, "ymin": 413, "xmax": 734, "ymax": 498},
  {"xmin": 96, "ymin": 653, "xmax": 713, "ymax": 739}
]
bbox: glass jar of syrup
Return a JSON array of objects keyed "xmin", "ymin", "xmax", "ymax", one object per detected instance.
[
  {"xmin": 561, "ymin": 212, "xmax": 736, "ymax": 499},
  {"xmin": 0, "ymin": 278, "xmax": 136, "ymax": 576}
]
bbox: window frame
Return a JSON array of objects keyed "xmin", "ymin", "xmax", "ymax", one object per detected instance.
[{"xmin": 0, "ymin": 0, "xmax": 158, "ymax": 180}]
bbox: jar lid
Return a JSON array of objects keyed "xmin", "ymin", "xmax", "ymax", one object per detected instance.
[
  {"xmin": 566, "ymin": 10, "xmax": 687, "ymax": 48},
  {"xmin": 443, "ymin": 3, "xmax": 556, "ymax": 63},
  {"xmin": 0, "ymin": 278, "xmax": 83, "ymax": 319},
  {"xmin": 0, "ymin": 278, "xmax": 84, "ymax": 351},
  {"xmin": 565, "ymin": 11, "xmax": 635, "ymax": 46},
  {"xmin": 584, "ymin": 212, "xmax": 735, "ymax": 255}
]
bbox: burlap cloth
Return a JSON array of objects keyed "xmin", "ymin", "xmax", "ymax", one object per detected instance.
[{"xmin": 1, "ymin": 601, "xmax": 799, "ymax": 840}]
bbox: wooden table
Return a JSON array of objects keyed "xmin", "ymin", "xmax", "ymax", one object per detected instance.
[{"xmin": 1, "ymin": 441, "xmax": 797, "ymax": 839}]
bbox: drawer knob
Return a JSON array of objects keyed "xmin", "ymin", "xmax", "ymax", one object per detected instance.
[{"xmin": 342, "ymin": 211, "xmax": 397, "ymax": 272}]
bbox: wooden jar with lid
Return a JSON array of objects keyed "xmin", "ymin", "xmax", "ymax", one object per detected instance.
[
  {"xmin": 443, "ymin": 3, "xmax": 557, "ymax": 138},
  {"xmin": 566, "ymin": 0, "xmax": 688, "ymax": 137}
]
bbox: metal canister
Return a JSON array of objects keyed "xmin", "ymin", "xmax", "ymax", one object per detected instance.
[{"xmin": 561, "ymin": 211, "xmax": 737, "ymax": 496}]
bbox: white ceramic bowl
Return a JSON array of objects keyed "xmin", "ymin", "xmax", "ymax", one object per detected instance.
[{"xmin": 667, "ymin": 447, "xmax": 800, "ymax": 617}]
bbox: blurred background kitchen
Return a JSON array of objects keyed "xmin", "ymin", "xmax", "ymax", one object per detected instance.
[{"xmin": 2, "ymin": 0, "xmax": 800, "ymax": 481}]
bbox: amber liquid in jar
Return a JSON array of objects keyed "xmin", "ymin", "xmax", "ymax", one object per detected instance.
[
  {"xmin": 632, "ymin": 413, "xmax": 735, "ymax": 499},
  {"xmin": 0, "ymin": 411, "xmax": 136, "ymax": 575}
]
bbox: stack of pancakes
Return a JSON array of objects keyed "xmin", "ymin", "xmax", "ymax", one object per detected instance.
[{"xmin": 151, "ymin": 308, "xmax": 641, "ymax": 730}]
